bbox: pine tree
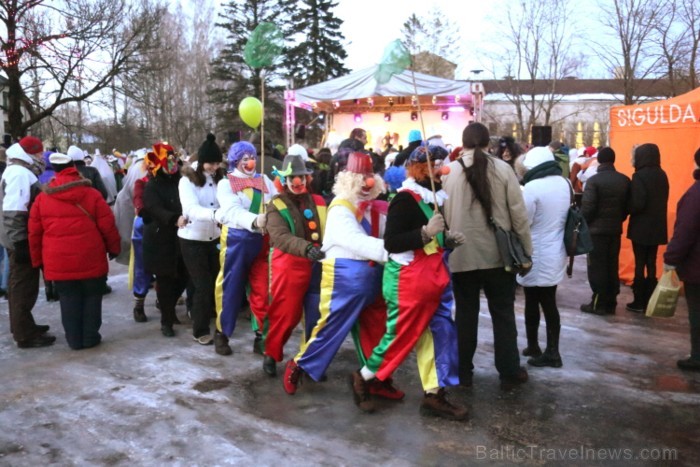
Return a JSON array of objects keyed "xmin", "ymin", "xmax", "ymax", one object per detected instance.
[
  {"xmin": 284, "ymin": 0, "xmax": 349, "ymax": 88},
  {"xmin": 209, "ymin": 0, "xmax": 288, "ymax": 145}
]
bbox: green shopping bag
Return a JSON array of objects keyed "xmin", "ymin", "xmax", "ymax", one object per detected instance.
[{"xmin": 645, "ymin": 270, "xmax": 681, "ymax": 318}]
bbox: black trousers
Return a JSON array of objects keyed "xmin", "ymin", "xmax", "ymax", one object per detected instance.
[
  {"xmin": 452, "ymin": 268, "xmax": 521, "ymax": 379},
  {"xmin": 54, "ymin": 277, "xmax": 105, "ymax": 350},
  {"xmin": 155, "ymin": 258, "xmax": 189, "ymax": 327},
  {"xmin": 587, "ymin": 234, "xmax": 621, "ymax": 307},
  {"xmin": 7, "ymin": 250, "xmax": 40, "ymax": 343},
  {"xmin": 632, "ymin": 242, "xmax": 659, "ymax": 285},
  {"xmin": 523, "ymin": 286, "xmax": 560, "ymax": 329},
  {"xmin": 685, "ymin": 282, "xmax": 700, "ymax": 360},
  {"xmin": 179, "ymin": 238, "xmax": 219, "ymax": 338}
]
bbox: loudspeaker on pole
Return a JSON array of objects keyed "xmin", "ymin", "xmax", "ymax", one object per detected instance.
[{"xmin": 531, "ymin": 126, "xmax": 552, "ymax": 146}]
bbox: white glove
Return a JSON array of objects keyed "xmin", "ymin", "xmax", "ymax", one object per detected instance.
[
  {"xmin": 423, "ymin": 213, "xmax": 445, "ymax": 238},
  {"xmin": 254, "ymin": 213, "xmax": 267, "ymax": 230},
  {"xmin": 444, "ymin": 231, "xmax": 466, "ymax": 248}
]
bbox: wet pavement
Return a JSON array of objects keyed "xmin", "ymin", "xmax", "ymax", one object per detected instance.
[{"xmin": 1, "ymin": 257, "xmax": 699, "ymax": 466}]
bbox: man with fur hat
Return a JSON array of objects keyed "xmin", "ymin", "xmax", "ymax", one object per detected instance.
[
  {"xmin": 283, "ymin": 152, "xmax": 403, "ymax": 401},
  {"xmin": 0, "ymin": 140, "xmax": 55, "ymax": 348},
  {"xmin": 213, "ymin": 141, "xmax": 277, "ymax": 356},
  {"xmin": 352, "ymin": 145, "xmax": 468, "ymax": 419},
  {"xmin": 262, "ymin": 152, "xmax": 327, "ymax": 376}
]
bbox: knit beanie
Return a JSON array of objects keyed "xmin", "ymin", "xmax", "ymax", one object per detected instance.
[
  {"xmin": 597, "ymin": 147, "xmax": 615, "ymax": 163},
  {"xmin": 19, "ymin": 136, "xmax": 43, "ymax": 155},
  {"xmin": 67, "ymin": 145, "xmax": 85, "ymax": 161},
  {"xmin": 198, "ymin": 133, "xmax": 223, "ymax": 164},
  {"xmin": 227, "ymin": 141, "xmax": 256, "ymax": 167},
  {"xmin": 408, "ymin": 129, "xmax": 422, "ymax": 143}
]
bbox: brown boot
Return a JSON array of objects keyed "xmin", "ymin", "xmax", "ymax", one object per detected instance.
[
  {"xmin": 349, "ymin": 371, "xmax": 375, "ymax": 413},
  {"xmin": 420, "ymin": 388, "xmax": 468, "ymax": 421}
]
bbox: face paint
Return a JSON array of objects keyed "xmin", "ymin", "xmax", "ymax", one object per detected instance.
[
  {"xmin": 238, "ymin": 155, "xmax": 256, "ymax": 176},
  {"xmin": 166, "ymin": 154, "xmax": 179, "ymax": 174},
  {"xmin": 286, "ymin": 175, "xmax": 307, "ymax": 194}
]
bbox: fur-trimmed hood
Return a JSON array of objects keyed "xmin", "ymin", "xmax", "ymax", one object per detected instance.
[{"xmin": 44, "ymin": 167, "xmax": 93, "ymax": 203}]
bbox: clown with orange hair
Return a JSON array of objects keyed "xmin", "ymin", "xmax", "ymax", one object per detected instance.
[
  {"xmin": 141, "ymin": 143, "xmax": 189, "ymax": 337},
  {"xmin": 260, "ymin": 151, "xmax": 327, "ymax": 376},
  {"xmin": 352, "ymin": 144, "xmax": 468, "ymax": 420},
  {"xmin": 213, "ymin": 141, "xmax": 277, "ymax": 356}
]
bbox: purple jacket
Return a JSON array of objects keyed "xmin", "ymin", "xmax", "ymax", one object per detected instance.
[{"xmin": 664, "ymin": 171, "xmax": 700, "ymax": 284}]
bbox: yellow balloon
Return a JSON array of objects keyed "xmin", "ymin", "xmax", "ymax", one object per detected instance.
[{"xmin": 239, "ymin": 96, "xmax": 263, "ymax": 129}]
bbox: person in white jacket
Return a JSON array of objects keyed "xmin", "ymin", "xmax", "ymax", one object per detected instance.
[
  {"xmin": 179, "ymin": 134, "xmax": 225, "ymax": 345},
  {"xmin": 213, "ymin": 141, "xmax": 276, "ymax": 356},
  {"xmin": 517, "ymin": 147, "xmax": 570, "ymax": 368}
]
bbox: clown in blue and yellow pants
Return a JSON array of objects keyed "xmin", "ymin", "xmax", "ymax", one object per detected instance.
[{"xmin": 214, "ymin": 226, "xmax": 269, "ymax": 342}]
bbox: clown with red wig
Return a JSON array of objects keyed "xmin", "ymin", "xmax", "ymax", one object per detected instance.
[
  {"xmin": 352, "ymin": 144, "xmax": 468, "ymax": 420},
  {"xmin": 213, "ymin": 141, "xmax": 277, "ymax": 356},
  {"xmin": 283, "ymin": 152, "xmax": 403, "ymax": 401},
  {"xmin": 261, "ymin": 152, "xmax": 327, "ymax": 376}
]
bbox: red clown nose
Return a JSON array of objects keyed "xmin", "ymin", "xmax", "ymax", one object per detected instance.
[{"xmin": 245, "ymin": 159, "xmax": 256, "ymax": 171}]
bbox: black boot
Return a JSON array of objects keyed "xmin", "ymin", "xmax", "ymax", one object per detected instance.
[
  {"xmin": 626, "ymin": 281, "xmax": 645, "ymax": 312},
  {"xmin": 133, "ymin": 296, "xmax": 147, "ymax": 322},
  {"xmin": 522, "ymin": 325, "xmax": 542, "ymax": 357},
  {"xmin": 214, "ymin": 331, "xmax": 232, "ymax": 356},
  {"xmin": 528, "ymin": 326, "xmax": 562, "ymax": 368},
  {"xmin": 643, "ymin": 277, "xmax": 658, "ymax": 311},
  {"xmin": 253, "ymin": 332, "xmax": 264, "ymax": 355},
  {"xmin": 580, "ymin": 294, "xmax": 606, "ymax": 316}
]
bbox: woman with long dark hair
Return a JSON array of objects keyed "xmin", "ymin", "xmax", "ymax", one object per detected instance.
[
  {"xmin": 442, "ymin": 123, "xmax": 532, "ymax": 390},
  {"xmin": 178, "ymin": 134, "xmax": 226, "ymax": 344}
]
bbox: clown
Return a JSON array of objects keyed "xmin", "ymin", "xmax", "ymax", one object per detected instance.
[
  {"xmin": 352, "ymin": 144, "xmax": 468, "ymax": 419},
  {"xmin": 213, "ymin": 141, "xmax": 277, "ymax": 356},
  {"xmin": 141, "ymin": 143, "xmax": 189, "ymax": 337},
  {"xmin": 283, "ymin": 152, "xmax": 403, "ymax": 400},
  {"xmin": 262, "ymin": 152, "xmax": 327, "ymax": 376}
]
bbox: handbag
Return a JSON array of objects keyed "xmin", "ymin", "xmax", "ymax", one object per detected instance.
[
  {"xmin": 564, "ymin": 180, "xmax": 593, "ymax": 277},
  {"xmin": 490, "ymin": 217, "xmax": 532, "ymax": 275},
  {"xmin": 645, "ymin": 270, "xmax": 681, "ymax": 318}
]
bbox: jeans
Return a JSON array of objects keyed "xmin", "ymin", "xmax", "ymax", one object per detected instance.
[
  {"xmin": 452, "ymin": 268, "xmax": 521, "ymax": 379},
  {"xmin": 54, "ymin": 277, "xmax": 105, "ymax": 350},
  {"xmin": 179, "ymin": 238, "xmax": 219, "ymax": 338}
]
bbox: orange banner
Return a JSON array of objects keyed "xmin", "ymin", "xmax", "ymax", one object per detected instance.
[{"xmin": 609, "ymin": 88, "xmax": 700, "ymax": 283}]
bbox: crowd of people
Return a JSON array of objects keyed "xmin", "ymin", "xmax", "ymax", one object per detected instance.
[{"xmin": 1, "ymin": 122, "xmax": 699, "ymax": 421}]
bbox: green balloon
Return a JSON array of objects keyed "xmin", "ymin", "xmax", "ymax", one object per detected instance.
[
  {"xmin": 244, "ymin": 22, "xmax": 283, "ymax": 69},
  {"xmin": 239, "ymin": 96, "xmax": 263, "ymax": 129}
]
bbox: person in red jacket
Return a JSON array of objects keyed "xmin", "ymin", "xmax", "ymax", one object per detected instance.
[{"xmin": 28, "ymin": 152, "xmax": 121, "ymax": 350}]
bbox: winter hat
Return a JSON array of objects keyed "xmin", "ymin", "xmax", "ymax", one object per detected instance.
[
  {"xmin": 597, "ymin": 147, "xmax": 615, "ymax": 163},
  {"xmin": 426, "ymin": 135, "xmax": 446, "ymax": 149},
  {"xmin": 227, "ymin": 141, "xmax": 256, "ymax": 167},
  {"xmin": 67, "ymin": 145, "xmax": 85, "ymax": 161},
  {"xmin": 281, "ymin": 154, "xmax": 312, "ymax": 177},
  {"xmin": 49, "ymin": 152, "xmax": 71, "ymax": 165},
  {"xmin": 583, "ymin": 146, "xmax": 597, "ymax": 157},
  {"xmin": 408, "ymin": 130, "xmax": 422, "ymax": 143},
  {"xmin": 345, "ymin": 152, "xmax": 373, "ymax": 176},
  {"xmin": 287, "ymin": 144, "xmax": 309, "ymax": 161},
  {"xmin": 408, "ymin": 145, "xmax": 448, "ymax": 165},
  {"xmin": 6, "ymin": 143, "xmax": 33, "ymax": 164},
  {"xmin": 197, "ymin": 133, "xmax": 223, "ymax": 164},
  {"xmin": 19, "ymin": 136, "xmax": 43, "ymax": 155},
  {"xmin": 523, "ymin": 146, "xmax": 555, "ymax": 169},
  {"xmin": 694, "ymin": 147, "xmax": 700, "ymax": 167}
]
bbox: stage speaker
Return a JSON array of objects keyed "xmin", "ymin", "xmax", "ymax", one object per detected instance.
[
  {"xmin": 531, "ymin": 126, "xmax": 552, "ymax": 146},
  {"xmin": 228, "ymin": 130, "xmax": 241, "ymax": 144}
]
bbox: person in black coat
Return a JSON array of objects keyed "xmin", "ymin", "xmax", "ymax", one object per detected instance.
[
  {"xmin": 625, "ymin": 143, "xmax": 669, "ymax": 312},
  {"xmin": 142, "ymin": 143, "xmax": 189, "ymax": 337},
  {"xmin": 392, "ymin": 130, "xmax": 423, "ymax": 167},
  {"xmin": 580, "ymin": 147, "xmax": 631, "ymax": 315}
]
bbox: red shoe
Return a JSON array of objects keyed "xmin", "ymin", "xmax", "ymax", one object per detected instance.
[
  {"xmin": 283, "ymin": 360, "xmax": 303, "ymax": 395},
  {"xmin": 368, "ymin": 377, "xmax": 405, "ymax": 400}
]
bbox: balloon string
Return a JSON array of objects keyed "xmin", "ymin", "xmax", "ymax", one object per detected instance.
[{"xmin": 261, "ymin": 72, "xmax": 266, "ymax": 214}]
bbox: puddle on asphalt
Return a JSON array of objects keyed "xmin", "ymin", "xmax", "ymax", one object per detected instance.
[{"xmin": 192, "ymin": 378, "xmax": 232, "ymax": 393}]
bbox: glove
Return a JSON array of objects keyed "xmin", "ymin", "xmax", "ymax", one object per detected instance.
[
  {"xmin": 423, "ymin": 213, "xmax": 445, "ymax": 238},
  {"xmin": 13, "ymin": 240, "xmax": 31, "ymax": 264},
  {"xmin": 663, "ymin": 263, "xmax": 676, "ymax": 272},
  {"xmin": 306, "ymin": 244, "xmax": 325, "ymax": 261},
  {"xmin": 253, "ymin": 213, "xmax": 267, "ymax": 230},
  {"xmin": 444, "ymin": 231, "xmax": 466, "ymax": 249}
]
